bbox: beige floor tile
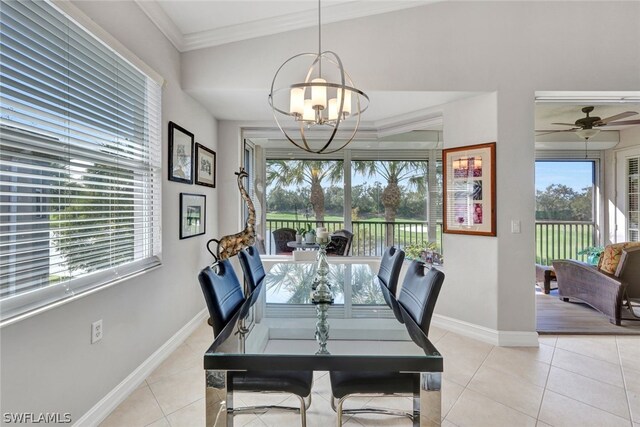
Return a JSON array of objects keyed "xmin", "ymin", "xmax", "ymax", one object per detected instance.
[
  {"xmin": 240, "ymin": 415, "xmax": 268, "ymax": 426},
  {"xmin": 537, "ymin": 334, "xmax": 557, "ymax": 347},
  {"xmin": 148, "ymin": 365, "xmax": 204, "ymax": 415},
  {"xmin": 166, "ymin": 397, "xmax": 204, "ymax": 427},
  {"xmin": 535, "ymin": 421, "xmax": 552, "ymax": 427},
  {"xmin": 185, "ymin": 320, "xmax": 215, "ymax": 354},
  {"xmin": 312, "ymin": 372, "xmax": 331, "ymax": 402},
  {"xmin": 624, "ymin": 367, "xmax": 640, "ymax": 423},
  {"xmin": 481, "ymin": 346, "xmax": 552, "ymax": 387},
  {"xmin": 446, "ymin": 389, "xmax": 536, "ymax": 427},
  {"xmin": 428, "ymin": 326, "xmax": 448, "ymax": 343},
  {"xmin": 442, "ymin": 378, "xmax": 464, "ymax": 418},
  {"xmin": 552, "ymin": 347, "xmax": 625, "ymax": 388},
  {"xmin": 147, "ymin": 343, "xmax": 201, "ymax": 385},
  {"xmin": 136, "ymin": 380, "xmax": 148, "ymax": 391},
  {"xmin": 438, "ymin": 333, "xmax": 493, "ymax": 387},
  {"xmin": 617, "ymin": 336, "xmax": 640, "ymax": 371},
  {"xmin": 441, "ymin": 419, "xmax": 458, "ymax": 427},
  {"xmin": 99, "ymin": 386, "xmax": 164, "ymax": 427},
  {"xmin": 146, "ymin": 417, "xmax": 170, "ymax": 427},
  {"xmin": 539, "ymin": 390, "xmax": 630, "ymax": 427},
  {"xmin": 302, "ymin": 392, "xmax": 340, "ymax": 427},
  {"xmin": 555, "ymin": 336, "xmax": 620, "ymax": 364},
  {"xmin": 467, "ymin": 365, "xmax": 544, "ymax": 418},
  {"xmin": 546, "ymin": 366, "xmax": 630, "ymax": 419}
]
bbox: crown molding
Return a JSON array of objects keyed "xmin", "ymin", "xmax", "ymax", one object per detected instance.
[
  {"xmin": 135, "ymin": 0, "xmax": 185, "ymax": 52},
  {"xmin": 375, "ymin": 109, "xmax": 444, "ymax": 137},
  {"xmin": 137, "ymin": 1, "xmax": 433, "ymax": 53}
]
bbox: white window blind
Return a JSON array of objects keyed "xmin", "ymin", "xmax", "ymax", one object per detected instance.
[
  {"xmin": 628, "ymin": 157, "xmax": 639, "ymax": 242},
  {"xmin": 0, "ymin": 0, "xmax": 162, "ymax": 323}
]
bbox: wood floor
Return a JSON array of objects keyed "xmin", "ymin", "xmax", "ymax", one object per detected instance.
[{"xmin": 536, "ymin": 287, "xmax": 640, "ymax": 335}]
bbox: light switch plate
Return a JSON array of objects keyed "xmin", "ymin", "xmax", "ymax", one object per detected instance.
[{"xmin": 511, "ymin": 220, "xmax": 521, "ymax": 234}]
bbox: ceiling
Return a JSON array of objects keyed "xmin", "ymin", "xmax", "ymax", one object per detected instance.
[{"xmin": 135, "ymin": 2, "xmax": 640, "ymax": 149}]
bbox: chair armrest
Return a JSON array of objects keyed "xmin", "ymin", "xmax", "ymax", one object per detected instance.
[{"xmin": 552, "ymin": 259, "xmax": 621, "ymax": 287}]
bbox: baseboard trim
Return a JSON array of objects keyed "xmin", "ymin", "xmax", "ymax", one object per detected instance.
[
  {"xmin": 432, "ymin": 314, "xmax": 539, "ymax": 347},
  {"xmin": 74, "ymin": 308, "xmax": 208, "ymax": 426}
]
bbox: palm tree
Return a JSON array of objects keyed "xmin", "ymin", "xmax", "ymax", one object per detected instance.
[
  {"xmin": 267, "ymin": 160, "xmax": 343, "ymax": 222},
  {"xmin": 353, "ymin": 161, "xmax": 427, "ymax": 244}
]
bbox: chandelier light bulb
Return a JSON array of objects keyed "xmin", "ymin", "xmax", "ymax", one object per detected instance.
[{"xmin": 289, "ymin": 88, "xmax": 305, "ymax": 116}]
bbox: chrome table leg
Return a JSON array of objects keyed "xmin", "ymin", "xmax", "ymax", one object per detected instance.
[
  {"xmin": 206, "ymin": 370, "xmax": 230, "ymax": 426},
  {"xmin": 419, "ymin": 372, "xmax": 441, "ymax": 426}
]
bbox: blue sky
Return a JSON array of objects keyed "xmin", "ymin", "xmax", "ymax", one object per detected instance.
[{"xmin": 535, "ymin": 161, "xmax": 594, "ymax": 192}]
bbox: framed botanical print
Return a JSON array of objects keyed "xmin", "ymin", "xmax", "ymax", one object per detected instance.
[
  {"xmin": 195, "ymin": 143, "xmax": 216, "ymax": 188},
  {"xmin": 180, "ymin": 193, "xmax": 206, "ymax": 239},
  {"xmin": 168, "ymin": 121, "xmax": 194, "ymax": 184},
  {"xmin": 443, "ymin": 142, "xmax": 496, "ymax": 236}
]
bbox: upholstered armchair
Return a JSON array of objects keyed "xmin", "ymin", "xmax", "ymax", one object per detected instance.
[{"xmin": 553, "ymin": 242, "xmax": 640, "ymax": 325}]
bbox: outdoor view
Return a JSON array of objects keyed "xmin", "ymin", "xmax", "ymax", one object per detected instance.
[
  {"xmin": 535, "ymin": 160, "xmax": 595, "ymax": 265},
  {"xmin": 264, "ymin": 158, "xmax": 440, "ymax": 257}
]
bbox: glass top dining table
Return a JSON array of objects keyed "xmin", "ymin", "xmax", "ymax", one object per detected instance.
[{"xmin": 204, "ymin": 261, "xmax": 443, "ymax": 426}]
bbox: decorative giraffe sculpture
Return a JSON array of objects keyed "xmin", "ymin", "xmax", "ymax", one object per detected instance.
[{"xmin": 207, "ymin": 167, "xmax": 256, "ymax": 263}]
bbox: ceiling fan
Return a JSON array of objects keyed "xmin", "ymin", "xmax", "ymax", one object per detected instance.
[{"xmin": 536, "ymin": 106, "xmax": 640, "ymax": 138}]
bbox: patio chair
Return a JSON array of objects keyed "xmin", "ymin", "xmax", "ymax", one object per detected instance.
[
  {"xmin": 553, "ymin": 242, "xmax": 640, "ymax": 325},
  {"xmin": 272, "ymin": 228, "xmax": 296, "ymax": 254},
  {"xmin": 326, "ymin": 229, "xmax": 353, "ymax": 256}
]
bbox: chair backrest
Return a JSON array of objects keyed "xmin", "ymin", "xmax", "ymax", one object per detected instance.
[
  {"xmin": 616, "ymin": 246, "xmax": 640, "ymax": 297},
  {"xmin": 329, "ymin": 229, "xmax": 353, "ymax": 256},
  {"xmin": 272, "ymin": 228, "xmax": 296, "ymax": 254},
  {"xmin": 378, "ymin": 246, "xmax": 405, "ymax": 295},
  {"xmin": 398, "ymin": 260, "xmax": 445, "ymax": 336},
  {"xmin": 198, "ymin": 259, "xmax": 244, "ymax": 336},
  {"xmin": 326, "ymin": 235, "xmax": 350, "ymax": 256},
  {"xmin": 238, "ymin": 245, "xmax": 266, "ymax": 293}
]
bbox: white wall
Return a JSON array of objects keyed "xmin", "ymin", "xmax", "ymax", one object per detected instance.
[
  {"xmin": 184, "ymin": 1, "xmax": 639, "ymax": 340},
  {"xmin": 0, "ymin": 1, "xmax": 217, "ymax": 423}
]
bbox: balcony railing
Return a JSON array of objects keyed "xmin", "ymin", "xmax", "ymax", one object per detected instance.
[
  {"xmin": 535, "ymin": 221, "xmax": 596, "ymax": 266},
  {"xmin": 264, "ymin": 218, "xmax": 442, "ymax": 256}
]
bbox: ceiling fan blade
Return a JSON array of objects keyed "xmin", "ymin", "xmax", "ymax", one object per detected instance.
[
  {"xmin": 551, "ymin": 122, "xmax": 578, "ymax": 127},
  {"xmin": 535, "ymin": 129, "xmax": 577, "ymax": 136},
  {"xmin": 596, "ymin": 111, "xmax": 638, "ymax": 125},
  {"xmin": 600, "ymin": 119, "xmax": 640, "ymax": 126}
]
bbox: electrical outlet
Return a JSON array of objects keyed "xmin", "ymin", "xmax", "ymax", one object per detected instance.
[{"xmin": 91, "ymin": 319, "xmax": 103, "ymax": 344}]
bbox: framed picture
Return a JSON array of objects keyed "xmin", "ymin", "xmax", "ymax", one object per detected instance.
[
  {"xmin": 169, "ymin": 121, "xmax": 194, "ymax": 184},
  {"xmin": 443, "ymin": 142, "xmax": 496, "ymax": 236},
  {"xmin": 180, "ymin": 193, "xmax": 206, "ymax": 239},
  {"xmin": 195, "ymin": 143, "xmax": 216, "ymax": 188}
]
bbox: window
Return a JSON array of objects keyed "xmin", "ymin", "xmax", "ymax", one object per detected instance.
[
  {"xmin": 535, "ymin": 160, "xmax": 596, "ymax": 264},
  {"xmin": 261, "ymin": 148, "xmax": 442, "ymax": 256},
  {"xmin": 0, "ymin": 1, "xmax": 162, "ymax": 323},
  {"xmin": 628, "ymin": 157, "xmax": 639, "ymax": 242}
]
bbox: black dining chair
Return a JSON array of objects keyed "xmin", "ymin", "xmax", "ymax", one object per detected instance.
[
  {"xmin": 198, "ymin": 260, "xmax": 313, "ymax": 426},
  {"xmin": 329, "ymin": 260, "xmax": 445, "ymax": 426},
  {"xmin": 376, "ymin": 246, "xmax": 406, "ymax": 324},
  {"xmin": 238, "ymin": 245, "xmax": 266, "ymax": 294}
]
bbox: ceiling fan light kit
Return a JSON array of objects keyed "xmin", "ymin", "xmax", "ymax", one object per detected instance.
[{"xmin": 268, "ymin": 0, "xmax": 368, "ymax": 154}]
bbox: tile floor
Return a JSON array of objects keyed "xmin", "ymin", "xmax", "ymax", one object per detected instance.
[{"xmin": 100, "ymin": 320, "xmax": 640, "ymax": 427}]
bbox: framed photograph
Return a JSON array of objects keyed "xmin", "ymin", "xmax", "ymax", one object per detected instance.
[
  {"xmin": 169, "ymin": 121, "xmax": 194, "ymax": 184},
  {"xmin": 180, "ymin": 193, "xmax": 206, "ymax": 239},
  {"xmin": 443, "ymin": 142, "xmax": 496, "ymax": 236},
  {"xmin": 195, "ymin": 143, "xmax": 216, "ymax": 188}
]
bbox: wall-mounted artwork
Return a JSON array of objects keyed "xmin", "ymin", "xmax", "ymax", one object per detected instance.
[
  {"xmin": 443, "ymin": 142, "xmax": 496, "ymax": 236},
  {"xmin": 180, "ymin": 193, "xmax": 206, "ymax": 239},
  {"xmin": 169, "ymin": 121, "xmax": 194, "ymax": 184},
  {"xmin": 195, "ymin": 143, "xmax": 216, "ymax": 188}
]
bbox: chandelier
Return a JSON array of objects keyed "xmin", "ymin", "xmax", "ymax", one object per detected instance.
[{"xmin": 268, "ymin": 0, "xmax": 369, "ymax": 154}]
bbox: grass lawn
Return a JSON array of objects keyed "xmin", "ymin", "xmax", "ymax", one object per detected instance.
[{"xmin": 266, "ymin": 212, "xmax": 427, "ymax": 223}]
